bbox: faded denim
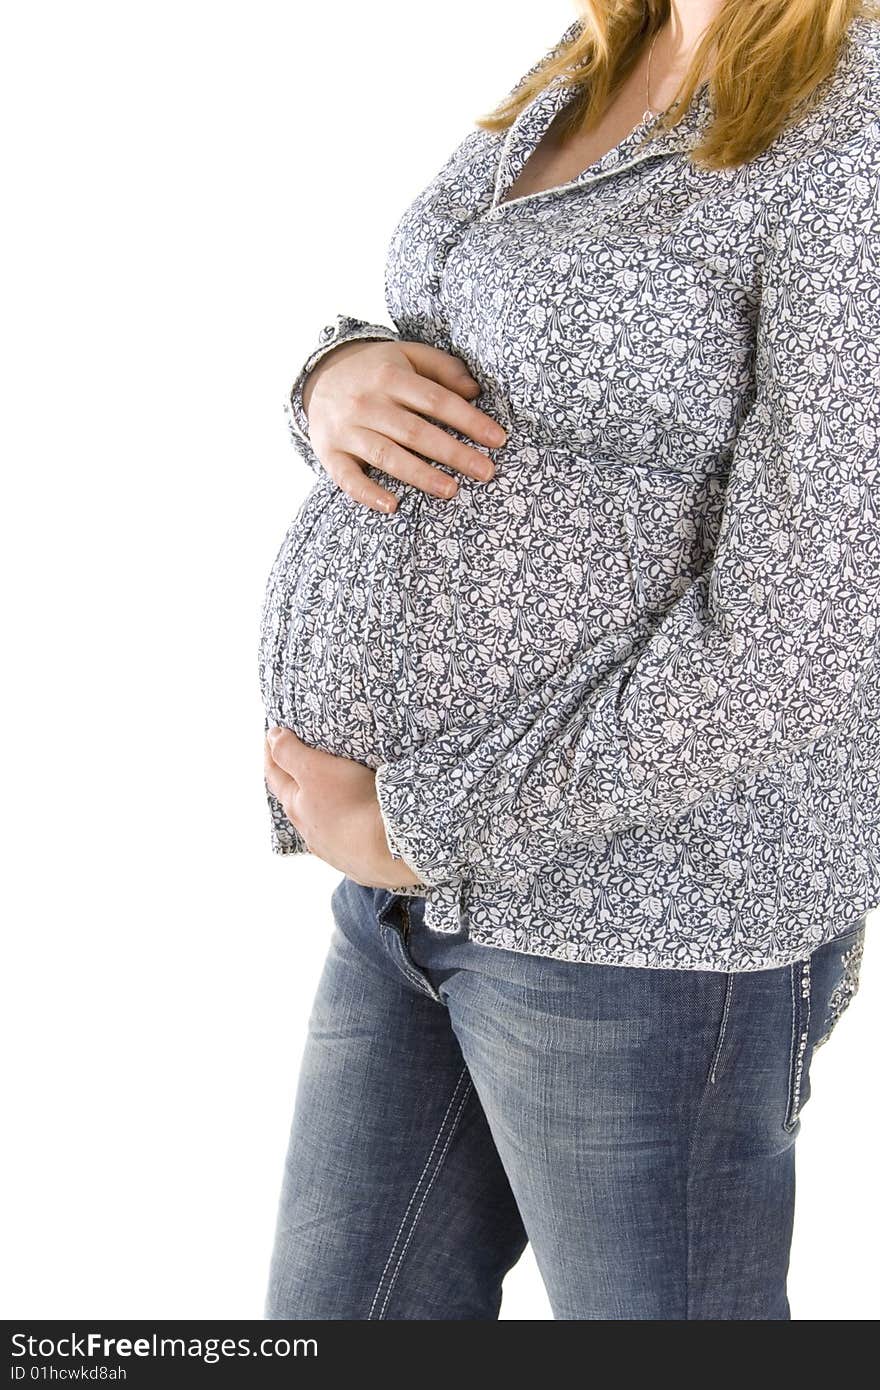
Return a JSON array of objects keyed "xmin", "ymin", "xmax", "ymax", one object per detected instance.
[{"xmin": 265, "ymin": 877, "xmax": 866, "ymax": 1321}]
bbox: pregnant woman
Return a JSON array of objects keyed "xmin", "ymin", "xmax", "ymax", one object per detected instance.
[{"xmin": 260, "ymin": 0, "xmax": 879, "ymax": 1319}]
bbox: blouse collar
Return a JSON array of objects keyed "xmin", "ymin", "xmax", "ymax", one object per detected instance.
[{"xmin": 490, "ymin": 67, "xmax": 715, "ymax": 212}]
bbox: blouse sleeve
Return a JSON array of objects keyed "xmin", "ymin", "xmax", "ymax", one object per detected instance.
[
  {"xmin": 374, "ymin": 123, "xmax": 880, "ymax": 889},
  {"xmin": 283, "ymin": 313, "xmax": 402, "ymax": 475}
]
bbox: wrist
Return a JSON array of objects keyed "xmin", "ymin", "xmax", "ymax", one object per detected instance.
[{"xmin": 301, "ymin": 339, "xmax": 383, "ymax": 419}]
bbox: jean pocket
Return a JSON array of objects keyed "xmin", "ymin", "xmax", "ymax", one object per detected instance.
[
  {"xmin": 812, "ymin": 922, "xmax": 867, "ymax": 1051},
  {"xmin": 783, "ymin": 921, "xmax": 867, "ymax": 1132}
]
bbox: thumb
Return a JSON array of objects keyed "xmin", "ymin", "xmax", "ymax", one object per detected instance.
[
  {"xmin": 400, "ymin": 342, "xmax": 480, "ymax": 398},
  {"xmin": 266, "ymin": 725, "xmax": 308, "ymax": 775}
]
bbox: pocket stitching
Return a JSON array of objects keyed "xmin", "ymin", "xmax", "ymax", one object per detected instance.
[
  {"xmin": 708, "ymin": 972, "xmax": 734, "ymax": 1086},
  {"xmin": 784, "ymin": 958, "xmax": 812, "ymax": 1132},
  {"xmin": 814, "ymin": 929, "xmax": 865, "ymax": 1051}
]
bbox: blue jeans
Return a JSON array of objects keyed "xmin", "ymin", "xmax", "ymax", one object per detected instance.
[{"xmin": 265, "ymin": 877, "xmax": 866, "ymax": 1320}]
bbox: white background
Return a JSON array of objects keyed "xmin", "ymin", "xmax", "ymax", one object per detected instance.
[{"xmin": 2, "ymin": 0, "xmax": 877, "ymax": 1320}]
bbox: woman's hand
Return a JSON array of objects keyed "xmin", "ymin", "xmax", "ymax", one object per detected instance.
[
  {"xmin": 264, "ymin": 727, "xmax": 425, "ymax": 890},
  {"xmin": 301, "ymin": 338, "xmax": 507, "ymax": 513}
]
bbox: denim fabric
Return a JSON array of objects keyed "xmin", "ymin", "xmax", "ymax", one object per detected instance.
[{"xmin": 265, "ymin": 877, "xmax": 866, "ymax": 1321}]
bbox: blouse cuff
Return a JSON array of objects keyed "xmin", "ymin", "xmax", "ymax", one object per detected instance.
[
  {"xmin": 374, "ymin": 767, "xmax": 437, "ymax": 888},
  {"xmin": 374, "ymin": 757, "xmax": 460, "ymax": 889},
  {"xmin": 285, "ymin": 314, "xmax": 402, "ymax": 467}
]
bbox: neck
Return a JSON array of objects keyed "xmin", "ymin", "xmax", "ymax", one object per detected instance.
[{"xmin": 667, "ymin": 0, "xmax": 725, "ymax": 54}]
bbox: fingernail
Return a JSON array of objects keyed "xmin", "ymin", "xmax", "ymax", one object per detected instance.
[
  {"xmin": 378, "ymin": 498, "xmax": 396, "ymax": 513},
  {"xmin": 477, "ymin": 464, "xmax": 495, "ymax": 481},
  {"xmin": 490, "ymin": 426, "xmax": 507, "ymax": 445},
  {"xmin": 267, "ymin": 726, "xmax": 281, "ymax": 746},
  {"xmin": 440, "ymin": 482, "xmax": 457, "ymax": 499}
]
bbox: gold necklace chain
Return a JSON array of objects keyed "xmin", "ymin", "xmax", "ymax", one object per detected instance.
[
  {"xmin": 645, "ymin": 30, "xmax": 662, "ymax": 115},
  {"xmin": 646, "ymin": 25, "xmax": 707, "ymax": 117}
]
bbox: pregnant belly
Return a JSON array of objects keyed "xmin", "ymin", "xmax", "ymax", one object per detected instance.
[{"xmin": 259, "ymin": 444, "xmax": 724, "ymax": 765}]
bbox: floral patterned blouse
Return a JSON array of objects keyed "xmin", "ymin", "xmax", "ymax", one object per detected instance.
[{"xmin": 259, "ymin": 14, "xmax": 880, "ymax": 970}]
